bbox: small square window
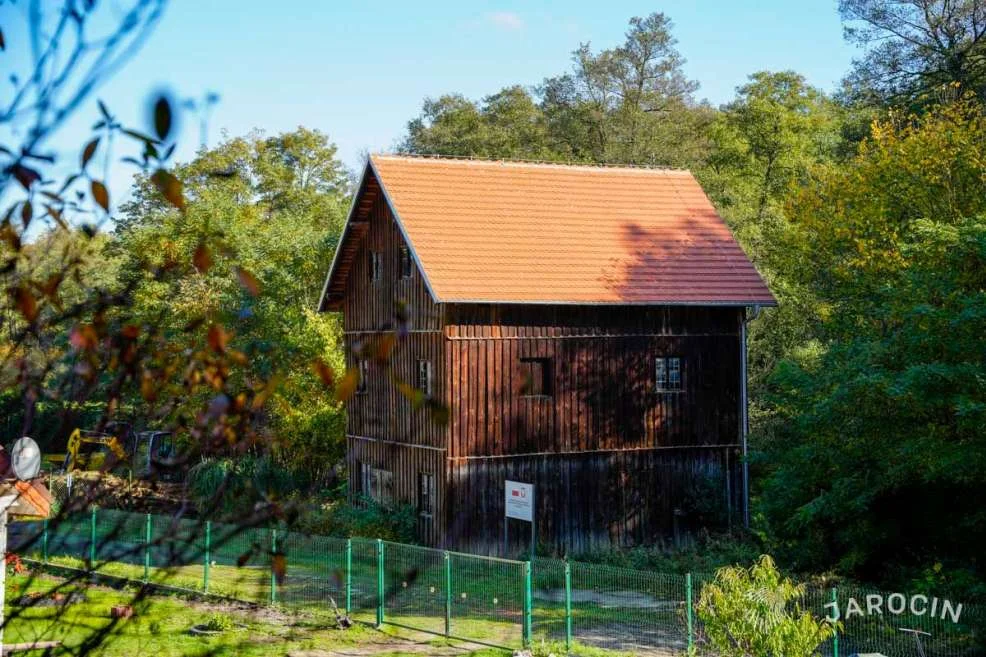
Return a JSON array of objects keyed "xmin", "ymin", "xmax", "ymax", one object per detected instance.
[
  {"xmin": 399, "ymin": 245, "xmax": 413, "ymax": 279},
  {"xmin": 520, "ymin": 357, "xmax": 552, "ymax": 397},
  {"xmin": 417, "ymin": 359, "xmax": 433, "ymax": 397},
  {"xmin": 368, "ymin": 251, "xmax": 382, "ymax": 282},
  {"xmin": 361, "ymin": 465, "xmax": 393, "ymax": 504},
  {"xmin": 356, "ymin": 360, "xmax": 370, "ymax": 394},
  {"xmin": 655, "ymin": 357, "xmax": 682, "ymax": 392}
]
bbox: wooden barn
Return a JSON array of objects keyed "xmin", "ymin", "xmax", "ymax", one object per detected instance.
[{"xmin": 318, "ymin": 155, "xmax": 775, "ymax": 555}]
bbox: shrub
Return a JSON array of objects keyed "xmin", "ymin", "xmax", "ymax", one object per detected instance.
[
  {"xmin": 695, "ymin": 555, "xmax": 836, "ymax": 657},
  {"xmin": 187, "ymin": 454, "xmax": 313, "ymax": 519},
  {"xmin": 203, "ymin": 613, "xmax": 235, "ymax": 632},
  {"xmin": 294, "ymin": 496, "xmax": 417, "ymax": 543}
]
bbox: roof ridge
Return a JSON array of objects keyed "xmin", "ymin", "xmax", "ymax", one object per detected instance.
[{"xmin": 371, "ymin": 152, "xmax": 691, "ymax": 174}]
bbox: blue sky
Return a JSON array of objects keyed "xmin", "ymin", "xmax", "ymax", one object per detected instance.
[{"xmin": 4, "ymin": 0, "xmax": 857, "ymax": 202}]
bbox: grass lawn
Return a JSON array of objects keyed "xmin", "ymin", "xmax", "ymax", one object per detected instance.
[{"xmin": 2, "ymin": 571, "xmax": 518, "ymax": 657}]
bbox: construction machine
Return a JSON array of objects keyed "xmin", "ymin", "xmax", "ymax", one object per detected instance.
[{"xmin": 62, "ymin": 422, "xmax": 132, "ymax": 472}]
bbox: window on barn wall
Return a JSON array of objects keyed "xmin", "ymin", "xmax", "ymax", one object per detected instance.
[
  {"xmin": 358, "ymin": 462, "xmax": 371, "ymax": 499},
  {"xmin": 360, "ymin": 464, "xmax": 393, "ymax": 504},
  {"xmin": 399, "ymin": 245, "xmax": 413, "ymax": 279},
  {"xmin": 368, "ymin": 251, "xmax": 382, "ymax": 282},
  {"xmin": 520, "ymin": 357, "xmax": 552, "ymax": 397},
  {"xmin": 417, "ymin": 359, "xmax": 433, "ymax": 397},
  {"xmin": 356, "ymin": 360, "xmax": 369, "ymax": 394},
  {"xmin": 418, "ymin": 472, "xmax": 434, "ymax": 537},
  {"xmin": 655, "ymin": 357, "xmax": 682, "ymax": 392},
  {"xmin": 353, "ymin": 460, "xmax": 363, "ymax": 494}
]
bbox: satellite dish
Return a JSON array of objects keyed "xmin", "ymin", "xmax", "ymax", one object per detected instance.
[{"xmin": 10, "ymin": 437, "xmax": 41, "ymax": 481}]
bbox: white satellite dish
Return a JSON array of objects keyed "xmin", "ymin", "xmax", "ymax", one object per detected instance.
[{"xmin": 10, "ymin": 437, "xmax": 42, "ymax": 481}]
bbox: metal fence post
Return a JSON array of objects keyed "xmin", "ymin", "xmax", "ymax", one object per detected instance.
[
  {"xmin": 376, "ymin": 539, "xmax": 384, "ymax": 628},
  {"xmin": 203, "ymin": 521, "xmax": 211, "ymax": 594},
  {"xmin": 564, "ymin": 559, "xmax": 573, "ymax": 652},
  {"xmin": 523, "ymin": 561, "xmax": 533, "ymax": 648},
  {"xmin": 270, "ymin": 528, "xmax": 278, "ymax": 605},
  {"xmin": 832, "ymin": 587, "xmax": 839, "ymax": 657},
  {"xmin": 41, "ymin": 518, "xmax": 48, "ymax": 565},
  {"xmin": 88, "ymin": 507, "xmax": 97, "ymax": 569},
  {"xmin": 345, "ymin": 538, "xmax": 352, "ymax": 614},
  {"xmin": 444, "ymin": 551, "xmax": 452, "ymax": 638},
  {"xmin": 686, "ymin": 573, "xmax": 694, "ymax": 652},
  {"xmin": 143, "ymin": 513, "xmax": 151, "ymax": 583}
]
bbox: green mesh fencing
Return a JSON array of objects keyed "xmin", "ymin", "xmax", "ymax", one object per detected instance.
[
  {"xmin": 448, "ymin": 551, "xmax": 526, "ymax": 649},
  {"xmin": 381, "ymin": 541, "xmax": 446, "ymax": 635},
  {"xmin": 349, "ymin": 537, "xmax": 379, "ymax": 623},
  {"xmin": 277, "ymin": 531, "xmax": 349, "ymax": 610},
  {"xmin": 9, "ymin": 510, "xmax": 984, "ymax": 656},
  {"xmin": 565, "ymin": 559, "xmax": 689, "ymax": 655},
  {"xmin": 819, "ymin": 584, "xmax": 980, "ymax": 657}
]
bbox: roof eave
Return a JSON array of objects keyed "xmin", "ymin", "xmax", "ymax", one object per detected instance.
[{"xmin": 317, "ymin": 161, "xmax": 373, "ymax": 313}]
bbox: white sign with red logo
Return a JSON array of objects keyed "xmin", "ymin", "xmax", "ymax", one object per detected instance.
[{"xmin": 504, "ymin": 480, "xmax": 534, "ymax": 522}]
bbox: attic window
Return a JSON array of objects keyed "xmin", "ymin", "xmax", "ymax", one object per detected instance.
[
  {"xmin": 655, "ymin": 357, "xmax": 682, "ymax": 392},
  {"xmin": 368, "ymin": 251, "xmax": 382, "ymax": 283},
  {"xmin": 520, "ymin": 357, "xmax": 552, "ymax": 397},
  {"xmin": 399, "ymin": 245, "xmax": 413, "ymax": 279}
]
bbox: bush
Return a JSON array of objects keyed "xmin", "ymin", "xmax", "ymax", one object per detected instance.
[
  {"xmin": 203, "ymin": 613, "xmax": 235, "ymax": 632},
  {"xmin": 294, "ymin": 495, "xmax": 417, "ymax": 543},
  {"xmin": 570, "ymin": 531, "xmax": 761, "ymax": 574},
  {"xmin": 696, "ymin": 555, "xmax": 836, "ymax": 657},
  {"xmin": 188, "ymin": 454, "xmax": 314, "ymax": 519}
]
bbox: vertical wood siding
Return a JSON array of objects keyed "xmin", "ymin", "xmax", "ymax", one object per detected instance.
[
  {"xmin": 341, "ymin": 188, "xmax": 449, "ymax": 547},
  {"xmin": 441, "ymin": 304, "xmax": 743, "ymax": 554},
  {"xmin": 347, "ymin": 436, "xmax": 446, "ymax": 546}
]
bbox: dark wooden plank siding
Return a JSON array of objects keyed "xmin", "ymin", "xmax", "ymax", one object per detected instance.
[
  {"xmin": 342, "ymin": 187, "xmax": 442, "ymax": 333},
  {"xmin": 444, "ymin": 307, "xmax": 742, "ymax": 458},
  {"xmin": 447, "ymin": 447, "xmax": 740, "ymax": 556},
  {"xmin": 347, "ymin": 436, "xmax": 446, "ymax": 546}
]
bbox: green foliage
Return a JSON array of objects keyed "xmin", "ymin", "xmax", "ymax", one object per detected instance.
[
  {"xmin": 202, "ymin": 613, "xmax": 236, "ymax": 632},
  {"xmin": 696, "ymin": 555, "xmax": 837, "ymax": 657},
  {"xmin": 295, "ymin": 496, "xmax": 418, "ymax": 543},
  {"xmin": 403, "ymin": 12, "xmax": 714, "ymax": 168},
  {"xmin": 570, "ymin": 533, "xmax": 761, "ymax": 575},
  {"xmin": 839, "ymin": 0, "xmax": 986, "ymax": 107},
  {"xmin": 187, "ymin": 455, "xmax": 314, "ymax": 519},
  {"xmin": 114, "ymin": 127, "xmax": 349, "ymax": 480},
  {"xmin": 759, "ymin": 100, "xmax": 986, "ymax": 585}
]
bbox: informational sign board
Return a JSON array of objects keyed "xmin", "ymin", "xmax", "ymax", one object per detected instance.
[{"xmin": 504, "ymin": 480, "xmax": 534, "ymax": 522}]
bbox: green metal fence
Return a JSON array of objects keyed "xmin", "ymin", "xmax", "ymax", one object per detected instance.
[{"xmin": 8, "ymin": 510, "xmax": 982, "ymax": 655}]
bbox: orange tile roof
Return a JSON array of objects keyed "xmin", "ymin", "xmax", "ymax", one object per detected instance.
[{"xmin": 324, "ymin": 155, "xmax": 775, "ymax": 307}]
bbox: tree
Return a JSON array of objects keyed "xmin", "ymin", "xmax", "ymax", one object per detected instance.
[
  {"xmin": 696, "ymin": 555, "xmax": 837, "ymax": 657},
  {"xmin": 540, "ymin": 12, "xmax": 709, "ymax": 166},
  {"xmin": 115, "ymin": 128, "xmax": 351, "ymax": 482},
  {"xmin": 840, "ymin": 0, "xmax": 986, "ymax": 106},
  {"xmin": 758, "ymin": 100, "xmax": 986, "ymax": 586},
  {"xmin": 700, "ymin": 72, "xmax": 843, "ymax": 397},
  {"xmin": 403, "ymin": 89, "xmax": 557, "ymax": 160},
  {"xmin": 403, "ymin": 13, "xmax": 713, "ymax": 169}
]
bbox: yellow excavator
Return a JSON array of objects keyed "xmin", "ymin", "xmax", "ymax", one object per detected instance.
[{"xmin": 62, "ymin": 423, "xmax": 131, "ymax": 472}]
